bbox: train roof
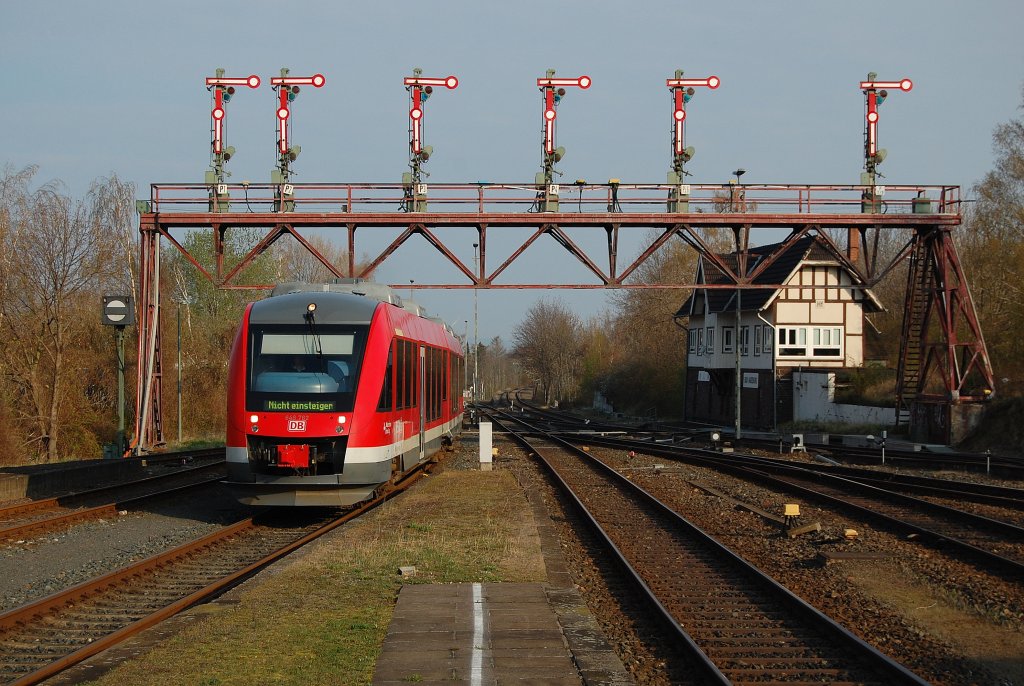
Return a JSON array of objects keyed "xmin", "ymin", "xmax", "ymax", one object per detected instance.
[
  {"xmin": 250, "ymin": 290, "xmax": 381, "ymax": 325},
  {"xmin": 255, "ymin": 281, "xmax": 455, "ymax": 335},
  {"xmin": 271, "ymin": 279, "xmax": 402, "ymax": 304}
]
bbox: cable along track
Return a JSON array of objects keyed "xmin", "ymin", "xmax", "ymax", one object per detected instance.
[{"xmin": 493, "ymin": 414, "xmax": 929, "ymax": 686}]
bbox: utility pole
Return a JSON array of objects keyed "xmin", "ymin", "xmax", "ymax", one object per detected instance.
[
  {"xmin": 733, "ymin": 168, "xmax": 746, "ymax": 440},
  {"xmin": 473, "ymin": 242, "xmax": 479, "ymax": 403}
]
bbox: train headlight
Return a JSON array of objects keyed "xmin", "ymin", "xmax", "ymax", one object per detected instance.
[
  {"xmin": 337, "ymin": 416, "xmax": 346, "ymax": 424},
  {"xmin": 250, "ymin": 414, "xmax": 259, "ymax": 424},
  {"xmin": 335, "ymin": 415, "xmax": 346, "ymax": 434}
]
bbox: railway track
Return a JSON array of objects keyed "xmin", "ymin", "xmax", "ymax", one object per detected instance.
[
  {"xmin": 512, "ymin": 399, "xmax": 1024, "ymax": 479},
  {"xmin": 491, "ymin": 410, "xmax": 930, "ymax": 685},
  {"xmin": 0, "ymin": 460, "xmax": 226, "ymax": 542},
  {"xmin": 564, "ymin": 433, "xmax": 1024, "ymax": 581},
  {"xmin": 0, "ymin": 463, "xmax": 431, "ymax": 685}
]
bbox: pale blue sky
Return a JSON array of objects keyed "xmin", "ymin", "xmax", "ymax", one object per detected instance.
[{"xmin": 2, "ymin": 1, "xmax": 1021, "ymax": 344}]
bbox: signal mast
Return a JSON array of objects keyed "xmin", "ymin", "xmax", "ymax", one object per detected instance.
[
  {"xmin": 204, "ymin": 69, "xmax": 260, "ymax": 211},
  {"xmin": 536, "ymin": 69, "xmax": 591, "ymax": 212},
  {"xmin": 270, "ymin": 68, "xmax": 326, "ymax": 211},
  {"xmin": 665, "ymin": 70, "xmax": 720, "ymax": 212},
  {"xmin": 401, "ymin": 68, "xmax": 459, "ymax": 212},
  {"xmin": 859, "ymin": 72, "xmax": 912, "ymax": 212}
]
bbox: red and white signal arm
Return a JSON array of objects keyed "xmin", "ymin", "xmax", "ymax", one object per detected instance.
[
  {"xmin": 206, "ymin": 74, "xmax": 260, "ymax": 155},
  {"xmin": 404, "ymin": 74, "xmax": 459, "ymax": 154},
  {"xmin": 537, "ymin": 74, "xmax": 591, "ymax": 154},
  {"xmin": 860, "ymin": 78, "xmax": 912, "ymax": 92},
  {"xmin": 537, "ymin": 75, "xmax": 592, "ymax": 89},
  {"xmin": 270, "ymin": 73, "xmax": 326, "ymax": 154},
  {"xmin": 860, "ymin": 76, "xmax": 911, "ymax": 157},
  {"xmin": 102, "ymin": 295, "xmax": 135, "ymax": 327},
  {"xmin": 666, "ymin": 75, "xmax": 720, "ymax": 156}
]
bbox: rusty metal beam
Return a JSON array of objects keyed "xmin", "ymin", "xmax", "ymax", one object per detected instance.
[{"xmin": 132, "ymin": 182, "xmax": 985, "ymax": 452}]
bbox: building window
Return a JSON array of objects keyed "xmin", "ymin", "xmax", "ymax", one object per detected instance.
[
  {"xmin": 777, "ymin": 326, "xmax": 843, "ymax": 359},
  {"xmin": 697, "ymin": 327, "xmax": 705, "ymax": 355},
  {"xmin": 763, "ymin": 326, "xmax": 774, "ymax": 354},
  {"xmin": 740, "ymin": 326, "xmax": 750, "ymax": 356},
  {"xmin": 754, "ymin": 325, "xmax": 762, "ymax": 356},
  {"xmin": 723, "ymin": 327, "xmax": 734, "ymax": 353},
  {"xmin": 705, "ymin": 327, "xmax": 714, "ymax": 354},
  {"xmin": 812, "ymin": 326, "xmax": 842, "ymax": 357},
  {"xmin": 689, "ymin": 329, "xmax": 697, "ymax": 355}
]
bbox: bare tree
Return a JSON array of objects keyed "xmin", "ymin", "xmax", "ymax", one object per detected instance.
[
  {"xmin": 0, "ymin": 171, "xmax": 127, "ymax": 460},
  {"xmin": 513, "ymin": 299, "xmax": 583, "ymax": 405},
  {"xmin": 959, "ymin": 86, "xmax": 1024, "ymax": 387},
  {"xmin": 273, "ymin": 233, "xmax": 352, "ymax": 283}
]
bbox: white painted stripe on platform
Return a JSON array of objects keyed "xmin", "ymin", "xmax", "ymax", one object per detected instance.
[{"xmin": 471, "ymin": 582, "xmax": 484, "ymax": 685}]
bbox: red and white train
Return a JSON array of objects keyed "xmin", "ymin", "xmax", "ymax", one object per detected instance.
[{"xmin": 225, "ymin": 281, "xmax": 465, "ymax": 506}]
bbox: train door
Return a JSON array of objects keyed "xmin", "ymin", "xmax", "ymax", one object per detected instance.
[{"xmin": 418, "ymin": 344, "xmax": 426, "ymax": 461}]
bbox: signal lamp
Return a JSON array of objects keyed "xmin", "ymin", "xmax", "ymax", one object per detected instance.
[
  {"xmin": 874, "ymin": 149, "xmax": 887, "ymax": 164},
  {"xmin": 682, "ymin": 145, "xmax": 695, "ymax": 162},
  {"xmin": 419, "ymin": 145, "xmax": 433, "ymax": 160},
  {"xmin": 557, "ymin": 87, "xmax": 566, "ymax": 96},
  {"xmin": 291, "ymin": 86, "xmax": 301, "ymax": 94},
  {"xmin": 425, "ymin": 85, "xmax": 433, "ymax": 94},
  {"xmin": 552, "ymin": 146, "xmax": 565, "ymax": 162},
  {"xmin": 683, "ymin": 86, "xmax": 695, "ymax": 103},
  {"xmin": 223, "ymin": 145, "xmax": 236, "ymax": 161},
  {"xmin": 877, "ymin": 89, "xmax": 888, "ymax": 104},
  {"xmin": 227, "ymin": 86, "xmax": 236, "ymax": 95},
  {"xmin": 287, "ymin": 145, "xmax": 301, "ymax": 162}
]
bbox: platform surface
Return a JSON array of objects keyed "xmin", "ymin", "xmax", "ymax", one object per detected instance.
[{"xmin": 372, "ymin": 582, "xmax": 582, "ymax": 685}]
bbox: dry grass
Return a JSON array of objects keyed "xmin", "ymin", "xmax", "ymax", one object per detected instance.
[{"xmin": 85, "ymin": 469, "xmax": 545, "ymax": 686}]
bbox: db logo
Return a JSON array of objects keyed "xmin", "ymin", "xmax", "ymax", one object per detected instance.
[{"xmin": 287, "ymin": 420, "xmax": 307, "ymax": 432}]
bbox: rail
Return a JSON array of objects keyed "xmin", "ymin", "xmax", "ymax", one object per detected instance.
[{"xmin": 490, "ymin": 409, "xmax": 930, "ymax": 685}]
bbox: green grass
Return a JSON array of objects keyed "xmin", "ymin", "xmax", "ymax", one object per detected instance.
[{"xmin": 84, "ymin": 469, "xmax": 545, "ymax": 686}]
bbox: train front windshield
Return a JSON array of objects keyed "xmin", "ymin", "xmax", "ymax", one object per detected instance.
[{"xmin": 246, "ymin": 325, "xmax": 369, "ymax": 413}]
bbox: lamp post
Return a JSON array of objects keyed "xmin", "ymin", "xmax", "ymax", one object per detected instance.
[
  {"xmin": 732, "ymin": 168, "xmax": 746, "ymax": 441},
  {"xmin": 473, "ymin": 242, "xmax": 479, "ymax": 403}
]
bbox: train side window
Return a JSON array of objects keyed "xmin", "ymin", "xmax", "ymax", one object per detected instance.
[
  {"xmin": 405, "ymin": 340, "xmax": 416, "ymax": 409},
  {"xmin": 377, "ymin": 341, "xmax": 394, "ymax": 412},
  {"xmin": 396, "ymin": 340, "xmax": 407, "ymax": 410}
]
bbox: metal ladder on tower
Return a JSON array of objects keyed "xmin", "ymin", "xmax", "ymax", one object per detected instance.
[{"xmin": 895, "ymin": 232, "xmax": 933, "ymax": 427}]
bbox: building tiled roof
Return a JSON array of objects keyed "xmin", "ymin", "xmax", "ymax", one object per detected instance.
[{"xmin": 675, "ymin": 234, "xmax": 880, "ymax": 318}]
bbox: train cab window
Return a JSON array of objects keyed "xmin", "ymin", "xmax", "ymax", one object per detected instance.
[{"xmin": 247, "ymin": 326, "xmax": 368, "ymax": 412}]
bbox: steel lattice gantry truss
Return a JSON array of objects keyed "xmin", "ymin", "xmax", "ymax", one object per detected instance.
[{"xmin": 133, "ymin": 182, "xmax": 994, "ymax": 450}]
